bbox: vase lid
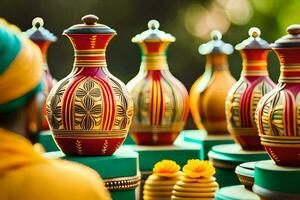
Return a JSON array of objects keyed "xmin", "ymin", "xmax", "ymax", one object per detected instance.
[
  {"xmin": 235, "ymin": 27, "xmax": 270, "ymax": 50},
  {"xmin": 25, "ymin": 17, "xmax": 57, "ymax": 42},
  {"xmin": 63, "ymin": 14, "xmax": 116, "ymax": 35},
  {"xmin": 131, "ymin": 19, "xmax": 175, "ymax": 43},
  {"xmin": 198, "ymin": 30, "xmax": 233, "ymax": 55},
  {"xmin": 272, "ymin": 24, "xmax": 300, "ymax": 48}
]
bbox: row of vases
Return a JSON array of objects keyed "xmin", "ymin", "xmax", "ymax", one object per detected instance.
[{"xmin": 26, "ymin": 14, "xmax": 300, "ymax": 167}]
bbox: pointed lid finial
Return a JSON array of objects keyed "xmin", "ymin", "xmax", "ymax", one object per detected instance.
[
  {"xmin": 198, "ymin": 30, "xmax": 233, "ymax": 55},
  {"xmin": 132, "ymin": 19, "xmax": 175, "ymax": 43},
  {"xmin": 235, "ymin": 27, "xmax": 270, "ymax": 50},
  {"xmin": 25, "ymin": 17, "xmax": 57, "ymax": 42}
]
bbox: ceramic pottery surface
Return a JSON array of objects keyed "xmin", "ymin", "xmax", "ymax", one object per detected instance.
[
  {"xmin": 127, "ymin": 20, "xmax": 189, "ymax": 145},
  {"xmin": 190, "ymin": 30, "xmax": 236, "ymax": 135},
  {"xmin": 46, "ymin": 15, "xmax": 134, "ymax": 156},
  {"xmin": 25, "ymin": 17, "xmax": 57, "ymax": 131},
  {"xmin": 226, "ymin": 27, "xmax": 275, "ymax": 150},
  {"xmin": 256, "ymin": 24, "xmax": 300, "ymax": 166}
]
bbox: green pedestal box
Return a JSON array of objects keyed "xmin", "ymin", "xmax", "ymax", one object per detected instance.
[
  {"xmin": 44, "ymin": 146, "xmax": 140, "ymax": 200},
  {"xmin": 39, "ymin": 131, "xmax": 135, "ymax": 152},
  {"xmin": 126, "ymin": 132, "xmax": 201, "ymax": 200},
  {"xmin": 253, "ymin": 160, "xmax": 300, "ymax": 200},
  {"xmin": 183, "ymin": 129, "xmax": 234, "ymax": 160},
  {"xmin": 208, "ymin": 144, "xmax": 269, "ymax": 187},
  {"xmin": 215, "ymin": 185, "xmax": 260, "ymax": 200}
]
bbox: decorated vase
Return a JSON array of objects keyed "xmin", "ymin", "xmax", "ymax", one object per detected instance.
[
  {"xmin": 190, "ymin": 30, "xmax": 236, "ymax": 134},
  {"xmin": 25, "ymin": 17, "xmax": 57, "ymax": 130},
  {"xmin": 46, "ymin": 15, "xmax": 134, "ymax": 156},
  {"xmin": 225, "ymin": 27, "xmax": 275, "ymax": 150},
  {"xmin": 256, "ymin": 24, "xmax": 300, "ymax": 166},
  {"xmin": 126, "ymin": 20, "xmax": 189, "ymax": 145}
]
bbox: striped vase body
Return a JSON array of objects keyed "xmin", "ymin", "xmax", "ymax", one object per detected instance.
[
  {"xmin": 127, "ymin": 22, "xmax": 189, "ymax": 145},
  {"xmin": 46, "ymin": 16, "xmax": 134, "ymax": 156},
  {"xmin": 256, "ymin": 48, "xmax": 300, "ymax": 166},
  {"xmin": 226, "ymin": 50, "xmax": 275, "ymax": 150}
]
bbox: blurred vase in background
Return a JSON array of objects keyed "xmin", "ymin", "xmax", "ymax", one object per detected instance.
[
  {"xmin": 127, "ymin": 20, "xmax": 189, "ymax": 145},
  {"xmin": 25, "ymin": 17, "xmax": 57, "ymax": 131},
  {"xmin": 190, "ymin": 30, "xmax": 236, "ymax": 135}
]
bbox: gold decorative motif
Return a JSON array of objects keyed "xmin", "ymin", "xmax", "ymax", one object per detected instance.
[
  {"xmin": 101, "ymin": 139, "xmax": 108, "ymax": 154},
  {"xmin": 104, "ymin": 174, "xmax": 141, "ymax": 191},
  {"xmin": 75, "ymin": 139, "xmax": 83, "ymax": 155}
]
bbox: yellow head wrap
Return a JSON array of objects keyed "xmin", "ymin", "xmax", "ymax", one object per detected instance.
[{"xmin": 0, "ymin": 19, "xmax": 43, "ymax": 112}]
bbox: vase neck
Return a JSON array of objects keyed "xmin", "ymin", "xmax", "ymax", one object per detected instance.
[
  {"xmin": 33, "ymin": 40, "xmax": 51, "ymax": 70},
  {"xmin": 240, "ymin": 49, "xmax": 269, "ymax": 76},
  {"xmin": 74, "ymin": 49, "xmax": 107, "ymax": 68},
  {"xmin": 65, "ymin": 34, "xmax": 114, "ymax": 68},
  {"xmin": 206, "ymin": 54, "xmax": 229, "ymax": 71},
  {"xmin": 140, "ymin": 53, "xmax": 168, "ymax": 70},
  {"xmin": 279, "ymin": 64, "xmax": 300, "ymax": 83}
]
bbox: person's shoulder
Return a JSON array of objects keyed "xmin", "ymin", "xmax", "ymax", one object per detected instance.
[{"xmin": 23, "ymin": 158, "xmax": 111, "ymax": 200}]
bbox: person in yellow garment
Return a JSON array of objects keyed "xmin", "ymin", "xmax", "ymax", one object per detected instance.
[{"xmin": 0, "ymin": 19, "xmax": 111, "ymax": 200}]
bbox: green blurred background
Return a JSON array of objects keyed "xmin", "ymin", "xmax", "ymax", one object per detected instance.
[{"xmin": 1, "ymin": 0, "xmax": 299, "ymax": 128}]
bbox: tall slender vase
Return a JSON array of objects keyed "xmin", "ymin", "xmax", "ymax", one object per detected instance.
[
  {"xmin": 256, "ymin": 25, "xmax": 300, "ymax": 166},
  {"xmin": 46, "ymin": 15, "xmax": 134, "ymax": 156},
  {"xmin": 127, "ymin": 20, "xmax": 189, "ymax": 145},
  {"xmin": 225, "ymin": 28, "xmax": 275, "ymax": 150},
  {"xmin": 190, "ymin": 31, "xmax": 236, "ymax": 134},
  {"xmin": 25, "ymin": 17, "xmax": 57, "ymax": 131}
]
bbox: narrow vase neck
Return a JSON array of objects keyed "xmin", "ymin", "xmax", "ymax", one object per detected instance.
[
  {"xmin": 205, "ymin": 54, "xmax": 229, "ymax": 71},
  {"xmin": 74, "ymin": 49, "xmax": 107, "ymax": 68},
  {"xmin": 140, "ymin": 53, "xmax": 168, "ymax": 70},
  {"xmin": 279, "ymin": 64, "xmax": 300, "ymax": 83},
  {"xmin": 33, "ymin": 40, "xmax": 51, "ymax": 70},
  {"xmin": 274, "ymin": 49, "xmax": 300, "ymax": 83},
  {"xmin": 240, "ymin": 50, "xmax": 269, "ymax": 76}
]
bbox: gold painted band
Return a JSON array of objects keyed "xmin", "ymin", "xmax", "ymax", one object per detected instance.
[{"xmin": 104, "ymin": 174, "xmax": 141, "ymax": 191}]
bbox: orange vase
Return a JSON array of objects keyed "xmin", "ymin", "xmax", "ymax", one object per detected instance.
[
  {"xmin": 190, "ymin": 31, "xmax": 236, "ymax": 134},
  {"xmin": 25, "ymin": 17, "xmax": 57, "ymax": 131},
  {"xmin": 127, "ymin": 20, "xmax": 189, "ymax": 145}
]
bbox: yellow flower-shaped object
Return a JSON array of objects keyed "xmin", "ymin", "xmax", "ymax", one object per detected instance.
[
  {"xmin": 153, "ymin": 159, "xmax": 181, "ymax": 177},
  {"xmin": 172, "ymin": 159, "xmax": 218, "ymax": 200},
  {"xmin": 144, "ymin": 160, "xmax": 181, "ymax": 200},
  {"xmin": 183, "ymin": 159, "xmax": 215, "ymax": 179}
]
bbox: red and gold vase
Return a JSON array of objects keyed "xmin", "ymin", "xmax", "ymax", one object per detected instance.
[
  {"xmin": 190, "ymin": 30, "xmax": 236, "ymax": 134},
  {"xmin": 46, "ymin": 15, "xmax": 134, "ymax": 156},
  {"xmin": 127, "ymin": 20, "xmax": 189, "ymax": 145},
  {"xmin": 225, "ymin": 28, "xmax": 275, "ymax": 150},
  {"xmin": 25, "ymin": 17, "xmax": 57, "ymax": 131},
  {"xmin": 256, "ymin": 25, "xmax": 300, "ymax": 166}
]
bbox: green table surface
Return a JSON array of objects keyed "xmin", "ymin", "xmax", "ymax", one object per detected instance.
[{"xmin": 44, "ymin": 146, "xmax": 139, "ymax": 179}]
